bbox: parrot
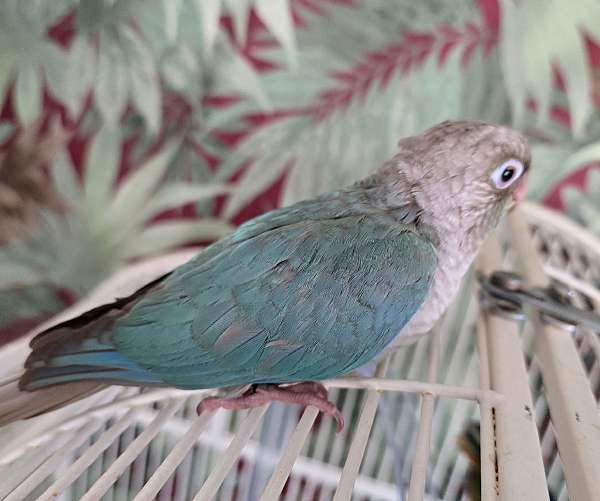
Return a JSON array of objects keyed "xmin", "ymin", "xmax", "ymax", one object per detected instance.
[{"xmin": 0, "ymin": 120, "xmax": 530, "ymax": 430}]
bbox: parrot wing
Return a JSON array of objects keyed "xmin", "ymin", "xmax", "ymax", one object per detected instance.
[{"xmin": 22, "ymin": 203, "xmax": 437, "ymax": 390}]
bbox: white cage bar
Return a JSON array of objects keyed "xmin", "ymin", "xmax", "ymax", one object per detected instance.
[{"xmin": 508, "ymin": 210, "xmax": 600, "ymax": 501}]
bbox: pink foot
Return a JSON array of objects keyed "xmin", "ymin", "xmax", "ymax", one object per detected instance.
[{"xmin": 197, "ymin": 382, "xmax": 344, "ymax": 432}]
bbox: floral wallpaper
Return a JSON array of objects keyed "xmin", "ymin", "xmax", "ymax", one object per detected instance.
[{"xmin": 1, "ymin": 0, "xmax": 600, "ymax": 342}]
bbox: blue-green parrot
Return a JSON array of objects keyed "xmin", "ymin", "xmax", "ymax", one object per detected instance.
[{"xmin": 0, "ymin": 120, "xmax": 530, "ymax": 430}]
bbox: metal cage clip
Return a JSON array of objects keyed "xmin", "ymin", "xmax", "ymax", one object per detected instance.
[{"xmin": 477, "ymin": 270, "xmax": 600, "ymax": 333}]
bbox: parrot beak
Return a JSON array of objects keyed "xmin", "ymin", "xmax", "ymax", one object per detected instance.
[{"xmin": 509, "ymin": 172, "xmax": 529, "ymax": 210}]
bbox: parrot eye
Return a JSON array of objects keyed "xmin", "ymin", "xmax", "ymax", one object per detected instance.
[{"xmin": 490, "ymin": 159, "xmax": 525, "ymax": 189}]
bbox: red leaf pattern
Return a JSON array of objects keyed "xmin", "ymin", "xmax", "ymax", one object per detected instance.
[{"xmin": 312, "ymin": 20, "xmax": 496, "ymax": 119}]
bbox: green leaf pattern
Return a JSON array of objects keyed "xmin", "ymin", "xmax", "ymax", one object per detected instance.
[{"xmin": 2, "ymin": 0, "xmax": 600, "ymax": 330}]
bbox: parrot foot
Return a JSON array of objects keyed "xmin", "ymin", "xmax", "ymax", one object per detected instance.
[{"xmin": 197, "ymin": 382, "xmax": 344, "ymax": 432}]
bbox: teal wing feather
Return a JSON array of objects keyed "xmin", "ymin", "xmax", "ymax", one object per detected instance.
[
  {"xmin": 22, "ymin": 193, "xmax": 437, "ymax": 390},
  {"xmin": 112, "ymin": 209, "xmax": 437, "ymax": 388}
]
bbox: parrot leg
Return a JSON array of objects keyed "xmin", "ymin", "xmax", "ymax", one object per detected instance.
[{"xmin": 197, "ymin": 382, "xmax": 344, "ymax": 432}]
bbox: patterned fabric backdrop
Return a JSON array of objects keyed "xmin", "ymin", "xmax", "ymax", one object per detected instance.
[{"xmin": 1, "ymin": 0, "xmax": 600, "ymax": 342}]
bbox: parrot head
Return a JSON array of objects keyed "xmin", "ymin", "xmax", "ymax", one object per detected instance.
[{"xmin": 390, "ymin": 120, "xmax": 531, "ymax": 239}]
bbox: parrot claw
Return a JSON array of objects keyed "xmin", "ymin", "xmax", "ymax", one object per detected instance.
[{"xmin": 197, "ymin": 382, "xmax": 344, "ymax": 432}]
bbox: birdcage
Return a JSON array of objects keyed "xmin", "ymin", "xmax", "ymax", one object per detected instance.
[{"xmin": 1, "ymin": 202, "xmax": 599, "ymax": 501}]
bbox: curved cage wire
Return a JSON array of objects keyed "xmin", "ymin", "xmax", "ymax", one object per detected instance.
[{"xmin": 1, "ymin": 202, "xmax": 600, "ymax": 501}]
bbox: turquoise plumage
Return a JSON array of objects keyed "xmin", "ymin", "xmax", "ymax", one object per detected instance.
[
  {"xmin": 22, "ymin": 187, "xmax": 436, "ymax": 390},
  {"xmin": 1, "ymin": 120, "xmax": 532, "ymax": 427}
]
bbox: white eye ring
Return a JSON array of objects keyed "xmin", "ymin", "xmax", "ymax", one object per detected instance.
[{"xmin": 490, "ymin": 159, "xmax": 525, "ymax": 189}]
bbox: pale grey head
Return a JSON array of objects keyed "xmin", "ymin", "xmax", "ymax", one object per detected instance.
[{"xmin": 381, "ymin": 120, "xmax": 531, "ymax": 241}]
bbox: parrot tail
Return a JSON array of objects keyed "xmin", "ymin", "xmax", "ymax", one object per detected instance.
[
  {"xmin": 0, "ymin": 375, "xmax": 105, "ymax": 426},
  {"xmin": 0, "ymin": 273, "xmax": 171, "ymax": 426}
]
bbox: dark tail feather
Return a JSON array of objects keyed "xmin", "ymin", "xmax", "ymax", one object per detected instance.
[
  {"xmin": 27, "ymin": 271, "xmax": 170, "ymax": 355},
  {"xmin": 0, "ymin": 273, "xmax": 171, "ymax": 426}
]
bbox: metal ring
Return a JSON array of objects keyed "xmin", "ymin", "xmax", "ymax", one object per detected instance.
[
  {"xmin": 538, "ymin": 312, "xmax": 578, "ymax": 333},
  {"xmin": 479, "ymin": 290, "xmax": 527, "ymax": 321},
  {"xmin": 488, "ymin": 270, "xmax": 524, "ymax": 291}
]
